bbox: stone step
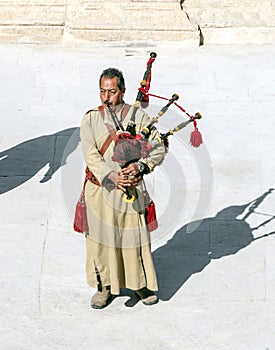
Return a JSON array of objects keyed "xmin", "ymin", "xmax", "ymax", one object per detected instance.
[
  {"xmin": 0, "ymin": 0, "xmax": 274, "ymax": 45},
  {"xmin": 65, "ymin": 3, "xmax": 192, "ymax": 31},
  {"xmin": 0, "ymin": 25, "xmax": 63, "ymax": 44},
  {"xmin": 0, "ymin": 3, "xmax": 65, "ymax": 26},
  {"xmin": 0, "ymin": 1, "xmax": 65, "ymax": 43},
  {"xmin": 63, "ymin": 2, "xmax": 198, "ymax": 44}
]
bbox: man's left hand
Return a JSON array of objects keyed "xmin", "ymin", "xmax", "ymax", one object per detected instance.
[{"xmin": 120, "ymin": 163, "xmax": 143, "ymax": 187}]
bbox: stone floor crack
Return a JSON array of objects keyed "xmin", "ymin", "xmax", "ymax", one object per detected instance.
[
  {"xmin": 198, "ymin": 25, "xmax": 204, "ymax": 46},
  {"xmin": 179, "ymin": 1, "xmax": 204, "ymax": 46},
  {"xmin": 38, "ymin": 219, "xmax": 49, "ymax": 315}
]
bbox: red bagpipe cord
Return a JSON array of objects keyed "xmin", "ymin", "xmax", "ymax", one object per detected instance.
[{"xmin": 139, "ymin": 87, "xmax": 203, "ymax": 147}]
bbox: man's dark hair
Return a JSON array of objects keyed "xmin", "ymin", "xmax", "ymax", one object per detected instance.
[{"xmin": 99, "ymin": 68, "xmax": 125, "ymax": 92}]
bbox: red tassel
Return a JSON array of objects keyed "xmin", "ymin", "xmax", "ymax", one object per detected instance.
[
  {"xmin": 190, "ymin": 127, "xmax": 203, "ymax": 147},
  {"xmin": 141, "ymin": 94, "xmax": 149, "ymax": 103},
  {"xmin": 141, "ymin": 94, "xmax": 149, "ymax": 108},
  {"xmin": 73, "ymin": 192, "xmax": 88, "ymax": 233},
  {"xmin": 145, "ymin": 201, "xmax": 158, "ymax": 232}
]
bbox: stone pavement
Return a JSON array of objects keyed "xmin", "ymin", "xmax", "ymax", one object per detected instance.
[{"xmin": 0, "ymin": 43, "xmax": 275, "ymax": 349}]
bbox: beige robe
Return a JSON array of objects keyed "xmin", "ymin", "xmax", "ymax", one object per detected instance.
[{"xmin": 80, "ymin": 104, "xmax": 166, "ymax": 295}]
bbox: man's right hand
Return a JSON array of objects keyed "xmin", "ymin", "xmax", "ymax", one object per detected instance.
[{"xmin": 107, "ymin": 171, "xmax": 142, "ymax": 191}]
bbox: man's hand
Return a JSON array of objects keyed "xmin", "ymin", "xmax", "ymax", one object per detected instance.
[
  {"xmin": 120, "ymin": 162, "xmax": 140, "ymax": 177},
  {"xmin": 108, "ymin": 166, "xmax": 143, "ymax": 191}
]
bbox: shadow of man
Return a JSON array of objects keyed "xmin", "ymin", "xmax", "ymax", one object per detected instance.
[
  {"xmin": 0, "ymin": 127, "xmax": 80, "ymax": 194},
  {"xmin": 153, "ymin": 188, "xmax": 274, "ymax": 301}
]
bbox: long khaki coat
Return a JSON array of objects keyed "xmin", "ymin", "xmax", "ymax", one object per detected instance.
[{"xmin": 80, "ymin": 103, "xmax": 166, "ymax": 295}]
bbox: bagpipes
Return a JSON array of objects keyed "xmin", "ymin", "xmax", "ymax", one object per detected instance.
[
  {"xmin": 133, "ymin": 52, "xmax": 203, "ymax": 147},
  {"xmin": 107, "ymin": 52, "xmax": 203, "ymax": 202}
]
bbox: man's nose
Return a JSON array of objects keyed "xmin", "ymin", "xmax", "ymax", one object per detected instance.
[{"xmin": 103, "ymin": 90, "xmax": 111, "ymax": 100}]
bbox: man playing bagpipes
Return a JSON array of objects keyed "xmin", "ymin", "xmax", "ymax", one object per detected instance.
[{"xmin": 79, "ymin": 67, "xmax": 166, "ymax": 309}]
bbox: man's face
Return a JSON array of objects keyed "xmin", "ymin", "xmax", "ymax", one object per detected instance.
[{"xmin": 100, "ymin": 76, "xmax": 125, "ymax": 106}]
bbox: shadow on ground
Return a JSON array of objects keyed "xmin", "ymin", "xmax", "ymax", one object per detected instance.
[
  {"xmin": 0, "ymin": 128, "xmax": 80, "ymax": 194},
  {"xmin": 153, "ymin": 188, "xmax": 275, "ymax": 301},
  {"xmin": 1, "ymin": 129, "xmax": 274, "ymax": 306}
]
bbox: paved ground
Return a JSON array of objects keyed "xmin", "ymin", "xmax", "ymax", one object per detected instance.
[{"xmin": 0, "ymin": 42, "xmax": 275, "ymax": 350}]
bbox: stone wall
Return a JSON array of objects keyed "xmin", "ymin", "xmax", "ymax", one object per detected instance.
[{"xmin": 0, "ymin": 0, "xmax": 274, "ymax": 45}]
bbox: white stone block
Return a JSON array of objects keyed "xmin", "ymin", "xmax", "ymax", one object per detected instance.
[
  {"xmin": 0, "ymin": 25, "xmax": 63, "ymax": 43},
  {"xmin": 0, "ymin": 4, "xmax": 65, "ymax": 25},
  {"xmin": 203, "ymin": 27, "xmax": 275, "ymax": 45}
]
